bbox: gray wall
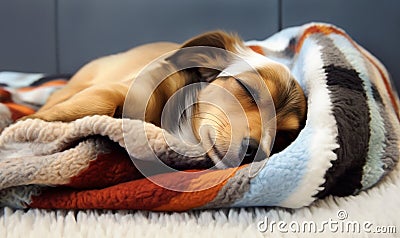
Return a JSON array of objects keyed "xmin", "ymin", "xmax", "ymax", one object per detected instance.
[
  {"xmin": 57, "ymin": 0, "xmax": 278, "ymax": 73},
  {"xmin": 0, "ymin": 0, "xmax": 399, "ymax": 91},
  {"xmin": 282, "ymin": 0, "xmax": 400, "ymax": 91},
  {"xmin": 0, "ymin": 0, "xmax": 57, "ymax": 73}
]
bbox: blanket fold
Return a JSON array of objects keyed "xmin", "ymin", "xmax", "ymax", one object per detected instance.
[{"xmin": 0, "ymin": 22, "xmax": 399, "ymax": 210}]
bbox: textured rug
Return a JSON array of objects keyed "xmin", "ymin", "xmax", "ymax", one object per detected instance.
[{"xmin": 1, "ymin": 158, "xmax": 399, "ymax": 237}]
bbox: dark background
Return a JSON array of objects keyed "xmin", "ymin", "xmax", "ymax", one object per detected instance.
[{"xmin": 0, "ymin": 0, "xmax": 399, "ymax": 91}]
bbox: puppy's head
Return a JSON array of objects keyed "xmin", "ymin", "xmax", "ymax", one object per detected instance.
[{"xmin": 168, "ymin": 31, "xmax": 307, "ymax": 168}]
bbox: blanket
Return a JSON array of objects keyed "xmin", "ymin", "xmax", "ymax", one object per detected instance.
[{"xmin": 0, "ymin": 22, "xmax": 399, "ymax": 210}]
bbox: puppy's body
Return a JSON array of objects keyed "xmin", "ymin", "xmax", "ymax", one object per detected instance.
[
  {"xmin": 34, "ymin": 42, "xmax": 181, "ymax": 123},
  {"xmin": 27, "ymin": 31, "xmax": 307, "ymax": 168}
]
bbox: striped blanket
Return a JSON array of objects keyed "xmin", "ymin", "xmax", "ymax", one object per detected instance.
[{"xmin": 0, "ymin": 22, "xmax": 399, "ymax": 210}]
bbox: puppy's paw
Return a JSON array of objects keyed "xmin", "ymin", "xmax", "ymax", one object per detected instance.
[
  {"xmin": 18, "ymin": 114, "xmax": 42, "ymax": 121},
  {"xmin": 18, "ymin": 112, "xmax": 54, "ymax": 122}
]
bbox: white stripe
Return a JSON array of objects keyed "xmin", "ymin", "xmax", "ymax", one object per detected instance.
[
  {"xmin": 0, "ymin": 72, "xmax": 44, "ymax": 88},
  {"xmin": 245, "ymin": 26, "xmax": 301, "ymax": 52},
  {"xmin": 11, "ymin": 86, "xmax": 63, "ymax": 108}
]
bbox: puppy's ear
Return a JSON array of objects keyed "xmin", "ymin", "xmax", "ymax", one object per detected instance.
[
  {"xmin": 166, "ymin": 31, "xmax": 242, "ymax": 82},
  {"xmin": 180, "ymin": 31, "xmax": 240, "ymax": 50}
]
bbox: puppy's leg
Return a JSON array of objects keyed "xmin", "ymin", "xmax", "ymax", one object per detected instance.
[
  {"xmin": 36, "ymin": 84, "xmax": 88, "ymax": 113},
  {"xmin": 28, "ymin": 84, "xmax": 127, "ymax": 122}
]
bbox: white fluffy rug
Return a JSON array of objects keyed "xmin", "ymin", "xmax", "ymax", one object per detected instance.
[
  {"xmin": 0, "ymin": 160, "xmax": 400, "ymax": 238},
  {"xmin": 1, "ymin": 161, "xmax": 399, "ymax": 238}
]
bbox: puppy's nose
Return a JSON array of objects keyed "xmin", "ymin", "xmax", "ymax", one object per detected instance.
[{"xmin": 239, "ymin": 137, "xmax": 266, "ymax": 165}]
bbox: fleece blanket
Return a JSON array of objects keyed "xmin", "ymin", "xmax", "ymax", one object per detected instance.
[{"xmin": 0, "ymin": 22, "xmax": 399, "ymax": 210}]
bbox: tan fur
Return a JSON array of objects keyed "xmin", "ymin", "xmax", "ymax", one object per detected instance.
[
  {"xmin": 26, "ymin": 31, "xmax": 307, "ymax": 166},
  {"xmin": 29, "ymin": 42, "xmax": 181, "ymax": 122}
]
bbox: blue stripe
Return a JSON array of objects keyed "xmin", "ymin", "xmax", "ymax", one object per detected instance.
[{"xmin": 233, "ymin": 126, "xmax": 312, "ymax": 206}]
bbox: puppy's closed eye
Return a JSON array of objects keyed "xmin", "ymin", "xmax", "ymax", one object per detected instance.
[{"xmin": 233, "ymin": 77, "xmax": 258, "ymax": 104}]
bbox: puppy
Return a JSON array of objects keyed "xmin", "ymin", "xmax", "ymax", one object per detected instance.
[{"xmin": 25, "ymin": 31, "xmax": 307, "ymax": 168}]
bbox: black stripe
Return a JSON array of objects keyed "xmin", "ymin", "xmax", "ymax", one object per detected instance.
[{"xmin": 316, "ymin": 65, "xmax": 370, "ymax": 198}]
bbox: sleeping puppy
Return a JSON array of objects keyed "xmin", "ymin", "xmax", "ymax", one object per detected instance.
[{"xmin": 25, "ymin": 31, "xmax": 307, "ymax": 168}]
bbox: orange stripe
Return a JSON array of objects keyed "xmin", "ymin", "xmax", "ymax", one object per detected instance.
[
  {"xmin": 248, "ymin": 45, "xmax": 265, "ymax": 55},
  {"xmin": 17, "ymin": 80, "xmax": 67, "ymax": 92},
  {"xmin": 296, "ymin": 24, "xmax": 400, "ymax": 120},
  {"xmin": 30, "ymin": 166, "xmax": 244, "ymax": 211},
  {"xmin": 67, "ymin": 148, "xmax": 143, "ymax": 189},
  {"xmin": 295, "ymin": 25, "xmax": 342, "ymax": 53},
  {"xmin": 41, "ymin": 79, "xmax": 68, "ymax": 87},
  {"xmin": 154, "ymin": 167, "xmax": 241, "ymax": 211},
  {"xmin": 0, "ymin": 89, "xmax": 12, "ymax": 102},
  {"xmin": 4, "ymin": 103, "xmax": 35, "ymax": 120}
]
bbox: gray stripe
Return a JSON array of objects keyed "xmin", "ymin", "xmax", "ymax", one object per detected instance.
[
  {"xmin": 201, "ymin": 162, "xmax": 265, "ymax": 209},
  {"xmin": 315, "ymin": 34, "xmax": 350, "ymax": 69},
  {"xmin": 0, "ymin": 185, "xmax": 43, "ymax": 209},
  {"xmin": 371, "ymin": 86, "xmax": 399, "ymax": 175}
]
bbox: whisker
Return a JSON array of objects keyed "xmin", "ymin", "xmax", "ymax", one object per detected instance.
[
  {"xmin": 191, "ymin": 115, "xmax": 227, "ymax": 129},
  {"xmin": 191, "ymin": 116, "xmax": 230, "ymax": 133},
  {"xmin": 193, "ymin": 112, "xmax": 226, "ymax": 126},
  {"xmin": 191, "ymin": 116, "xmax": 226, "ymax": 130},
  {"xmin": 191, "ymin": 112, "xmax": 229, "ymax": 127}
]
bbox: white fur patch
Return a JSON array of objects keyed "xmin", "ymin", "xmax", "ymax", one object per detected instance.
[{"xmin": 218, "ymin": 45, "xmax": 282, "ymax": 77}]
